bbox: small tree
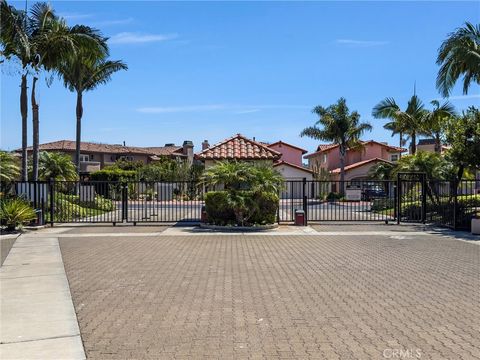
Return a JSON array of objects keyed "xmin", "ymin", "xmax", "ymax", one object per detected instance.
[
  {"xmin": 0, "ymin": 151, "xmax": 20, "ymax": 182},
  {"xmin": 444, "ymin": 107, "xmax": 480, "ymax": 184},
  {"xmin": 37, "ymin": 152, "xmax": 77, "ymax": 181}
]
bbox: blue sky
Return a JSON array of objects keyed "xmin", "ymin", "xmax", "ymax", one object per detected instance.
[{"xmin": 1, "ymin": 1, "xmax": 479, "ymax": 154}]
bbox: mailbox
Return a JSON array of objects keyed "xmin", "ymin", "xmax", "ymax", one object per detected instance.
[{"xmin": 295, "ymin": 209, "xmax": 305, "ymax": 226}]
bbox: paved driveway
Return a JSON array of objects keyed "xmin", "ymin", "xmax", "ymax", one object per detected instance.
[{"xmin": 59, "ymin": 228, "xmax": 479, "ymax": 359}]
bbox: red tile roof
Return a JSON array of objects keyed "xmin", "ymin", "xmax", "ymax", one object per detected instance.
[
  {"xmin": 273, "ymin": 160, "xmax": 314, "ymax": 174},
  {"xmin": 23, "ymin": 140, "xmax": 183, "ymax": 157},
  {"xmin": 304, "ymin": 140, "xmax": 406, "ymax": 159},
  {"xmin": 330, "ymin": 158, "xmax": 392, "ymax": 174},
  {"xmin": 195, "ymin": 134, "xmax": 281, "ymax": 161},
  {"xmin": 143, "ymin": 146, "xmax": 184, "ymax": 157},
  {"xmin": 268, "ymin": 141, "xmax": 308, "ymax": 154}
]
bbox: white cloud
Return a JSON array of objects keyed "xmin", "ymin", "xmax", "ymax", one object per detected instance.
[
  {"xmin": 137, "ymin": 105, "xmax": 227, "ymax": 114},
  {"xmin": 93, "ymin": 18, "xmax": 134, "ymax": 27},
  {"xmin": 336, "ymin": 39, "xmax": 389, "ymax": 47},
  {"xmin": 137, "ymin": 104, "xmax": 310, "ymax": 114},
  {"xmin": 234, "ymin": 109, "xmax": 261, "ymax": 114},
  {"xmin": 59, "ymin": 13, "xmax": 93, "ymax": 20},
  {"xmin": 109, "ymin": 32, "xmax": 178, "ymax": 44},
  {"xmin": 442, "ymin": 94, "xmax": 480, "ymax": 101}
]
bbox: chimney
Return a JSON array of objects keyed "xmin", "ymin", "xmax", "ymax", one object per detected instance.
[
  {"xmin": 202, "ymin": 140, "xmax": 210, "ymax": 150},
  {"xmin": 182, "ymin": 140, "xmax": 194, "ymax": 164}
]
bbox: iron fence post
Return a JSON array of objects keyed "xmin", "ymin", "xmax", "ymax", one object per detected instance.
[
  {"xmin": 421, "ymin": 174, "xmax": 427, "ymax": 224},
  {"xmin": 453, "ymin": 181, "xmax": 458, "ymax": 230},
  {"xmin": 396, "ymin": 173, "xmax": 401, "ymax": 224},
  {"xmin": 49, "ymin": 178, "xmax": 55, "ymax": 227},
  {"xmin": 122, "ymin": 182, "xmax": 128, "ymax": 223},
  {"xmin": 302, "ymin": 178, "xmax": 307, "ymax": 225}
]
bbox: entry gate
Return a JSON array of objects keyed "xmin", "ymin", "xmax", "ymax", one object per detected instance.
[{"xmin": 278, "ymin": 175, "xmax": 428, "ymax": 224}]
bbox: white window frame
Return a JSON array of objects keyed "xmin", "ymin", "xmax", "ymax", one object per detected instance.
[
  {"xmin": 390, "ymin": 154, "xmax": 399, "ymax": 162},
  {"xmin": 79, "ymin": 154, "xmax": 90, "ymax": 162},
  {"xmin": 322, "ymin": 154, "xmax": 328, "ymax": 163}
]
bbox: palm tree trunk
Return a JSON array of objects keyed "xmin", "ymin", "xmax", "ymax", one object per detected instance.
[
  {"xmin": 399, "ymin": 132, "xmax": 403, "ymax": 158},
  {"xmin": 31, "ymin": 76, "xmax": 39, "ymax": 181},
  {"xmin": 339, "ymin": 145, "xmax": 346, "ymax": 195},
  {"xmin": 410, "ymin": 132, "xmax": 417, "ymax": 155},
  {"xmin": 75, "ymin": 91, "xmax": 83, "ymax": 175},
  {"xmin": 434, "ymin": 133, "xmax": 441, "ymax": 154},
  {"xmin": 20, "ymin": 74, "xmax": 28, "ymax": 181}
]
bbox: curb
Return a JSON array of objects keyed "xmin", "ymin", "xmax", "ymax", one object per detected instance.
[{"xmin": 199, "ymin": 223, "xmax": 279, "ymax": 232}]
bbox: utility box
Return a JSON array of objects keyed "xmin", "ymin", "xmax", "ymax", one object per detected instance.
[
  {"xmin": 294, "ymin": 209, "xmax": 305, "ymax": 226},
  {"xmin": 472, "ymin": 218, "xmax": 480, "ymax": 235},
  {"xmin": 201, "ymin": 206, "xmax": 208, "ymax": 223}
]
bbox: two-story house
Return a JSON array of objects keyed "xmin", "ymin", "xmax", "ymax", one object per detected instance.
[
  {"xmin": 22, "ymin": 140, "xmax": 194, "ymax": 174},
  {"xmin": 304, "ymin": 140, "xmax": 406, "ymax": 181}
]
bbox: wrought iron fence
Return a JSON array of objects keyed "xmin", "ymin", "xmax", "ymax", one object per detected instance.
[{"xmin": 1, "ymin": 177, "xmax": 478, "ymax": 230}]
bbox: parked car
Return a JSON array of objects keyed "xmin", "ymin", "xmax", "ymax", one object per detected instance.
[{"xmin": 362, "ymin": 185, "xmax": 387, "ymax": 201}]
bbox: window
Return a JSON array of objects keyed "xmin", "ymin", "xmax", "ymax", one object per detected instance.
[
  {"xmin": 79, "ymin": 154, "xmax": 90, "ymax": 162},
  {"xmin": 322, "ymin": 154, "xmax": 328, "ymax": 163},
  {"xmin": 390, "ymin": 154, "xmax": 399, "ymax": 162}
]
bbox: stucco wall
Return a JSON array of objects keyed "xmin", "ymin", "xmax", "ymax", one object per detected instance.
[
  {"xmin": 268, "ymin": 143, "xmax": 304, "ymax": 166},
  {"xmin": 274, "ymin": 164, "xmax": 313, "ymax": 180},
  {"xmin": 331, "ymin": 161, "xmax": 383, "ymax": 181}
]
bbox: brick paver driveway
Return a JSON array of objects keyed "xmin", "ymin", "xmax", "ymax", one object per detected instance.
[{"xmin": 59, "ymin": 228, "xmax": 479, "ymax": 359}]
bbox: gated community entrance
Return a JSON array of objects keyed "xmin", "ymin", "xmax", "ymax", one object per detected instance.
[{"xmin": 9, "ymin": 173, "xmax": 479, "ymax": 230}]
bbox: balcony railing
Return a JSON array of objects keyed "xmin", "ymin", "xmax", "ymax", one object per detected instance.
[{"xmin": 80, "ymin": 161, "xmax": 101, "ymax": 173}]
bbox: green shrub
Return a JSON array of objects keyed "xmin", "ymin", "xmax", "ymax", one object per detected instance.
[
  {"xmin": 250, "ymin": 191, "xmax": 279, "ymax": 225},
  {"xmin": 204, "ymin": 190, "xmax": 278, "ymax": 226},
  {"xmin": 371, "ymin": 198, "xmax": 395, "ymax": 211},
  {"xmin": 326, "ymin": 192, "xmax": 343, "ymax": 202},
  {"xmin": 0, "ymin": 198, "xmax": 37, "ymax": 231},
  {"xmin": 204, "ymin": 191, "xmax": 236, "ymax": 225},
  {"xmin": 57, "ymin": 193, "xmax": 115, "ymax": 212},
  {"xmin": 90, "ymin": 168, "xmax": 137, "ymax": 182}
]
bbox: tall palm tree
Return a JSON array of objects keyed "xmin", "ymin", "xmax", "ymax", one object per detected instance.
[
  {"xmin": 372, "ymin": 94, "xmax": 427, "ymax": 155},
  {"xmin": 1, "ymin": 0, "xmax": 30, "ymax": 181},
  {"xmin": 437, "ymin": 22, "xmax": 480, "ymax": 97},
  {"xmin": 1, "ymin": 1, "xmax": 102, "ymax": 180},
  {"xmin": 57, "ymin": 42, "xmax": 127, "ymax": 174},
  {"xmin": 300, "ymin": 98, "xmax": 372, "ymax": 194},
  {"xmin": 422, "ymin": 100, "xmax": 456, "ymax": 153}
]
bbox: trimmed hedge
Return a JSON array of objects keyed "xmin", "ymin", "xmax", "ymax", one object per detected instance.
[
  {"xmin": 204, "ymin": 190, "xmax": 279, "ymax": 226},
  {"xmin": 90, "ymin": 168, "xmax": 136, "ymax": 182}
]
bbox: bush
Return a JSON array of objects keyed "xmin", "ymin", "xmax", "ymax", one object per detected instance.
[
  {"xmin": 204, "ymin": 190, "xmax": 278, "ymax": 226},
  {"xmin": 326, "ymin": 192, "xmax": 343, "ymax": 202},
  {"xmin": 250, "ymin": 191, "xmax": 279, "ymax": 225},
  {"xmin": 371, "ymin": 198, "xmax": 395, "ymax": 211},
  {"xmin": 90, "ymin": 168, "xmax": 137, "ymax": 182},
  {"xmin": 204, "ymin": 191, "xmax": 236, "ymax": 225},
  {"xmin": 0, "ymin": 198, "xmax": 37, "ymax": 231},
  {"xmin": 58, "ymin": 193, "xmax": 115, "ymax": 212}
]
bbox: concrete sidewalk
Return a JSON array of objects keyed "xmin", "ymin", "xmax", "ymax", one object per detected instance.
[{"xmin": 0, "ymin": 235, "xmax": 85, "ymax": 360}]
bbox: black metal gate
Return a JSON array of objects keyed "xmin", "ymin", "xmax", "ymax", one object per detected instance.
[
  {"xmin": 395, "ymin": 172, "xmax": 426, "ymax": 224},
  {"xmin": 279, "ymin": 179, "xmax": 398, "ymax": 223},
  {"xmin": 6, "ymin": 176, "xmax": 478, "ymax": 229}
]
